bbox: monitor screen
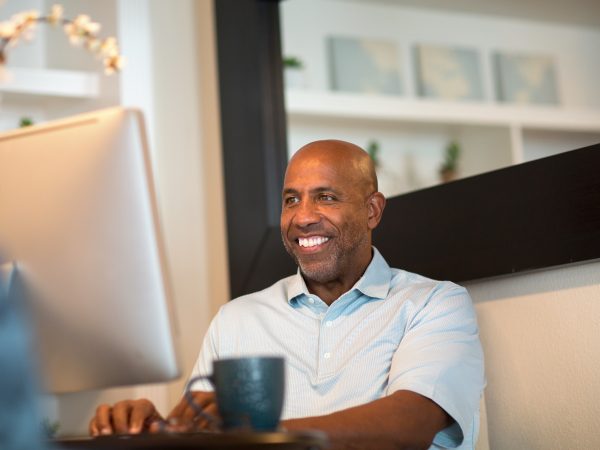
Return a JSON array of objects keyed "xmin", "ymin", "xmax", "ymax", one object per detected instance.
[{"xmin": 0, "ymin": 107, "xmax": 180, "ymax": 393}]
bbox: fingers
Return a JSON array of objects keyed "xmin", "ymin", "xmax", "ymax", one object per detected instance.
[
  {"xmin": 89, "ymin": 403, "xmax": 113, "ymax": 436},
  {"xmin": 167, "ymin": 391, "xmax": 219, "ymax": 430},
  {"xmin": 195, "ymin": 402, "xmax": 219, "ymax": 430},
  {"xmin": 168, "ymin": 391, "xmax": 214, "ymax": 420},
  {"xmin": 111, "ymin": 401, "xmax": 134, "ymax": 434},
  {"xmin": 88, "ymin": 399, "xmax": 162, "ymax": 436},
  {"xmin": 129, "ymin": 399, "xmax": 159, "ymax": 434}
]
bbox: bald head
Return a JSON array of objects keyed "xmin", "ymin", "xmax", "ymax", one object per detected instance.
[
  {"xmin": 280, "ymin": 139, "xmax": 386, "ymax": 299},
  {"xmin": 288, "ymin": 140, "xmax": 378, "ymax": 195}
]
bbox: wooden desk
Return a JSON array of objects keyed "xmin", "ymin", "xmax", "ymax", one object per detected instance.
[{"xmin": 55, "ymin": 430, "xmax": 328, "ymax": 450}]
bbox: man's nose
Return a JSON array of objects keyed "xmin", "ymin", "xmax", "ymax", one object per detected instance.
[{"xmin": 294, "ymin": 201, "xmax": 321, "ymax": 227}]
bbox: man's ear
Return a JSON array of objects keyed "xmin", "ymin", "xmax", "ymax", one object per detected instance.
[{"xmin": 367, "ymin": 192, "xmax": 386, "ymax": 230}]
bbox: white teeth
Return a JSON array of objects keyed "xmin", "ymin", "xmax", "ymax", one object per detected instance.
[{"xmin": 298, "ymin": 236, "xmax": 329, "ymax": 248}]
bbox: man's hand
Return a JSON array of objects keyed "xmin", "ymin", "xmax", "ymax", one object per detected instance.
[
  {"xmin": 89, "ymin": 399, "xmax": 163, "ymax": 436},
  {"xmin": 166, "ymin": 391, "xmax": 219, "ymax": 431},
  {"xmin": 88, "ymin": 391, "xmax": 219, "ymax": 437}
]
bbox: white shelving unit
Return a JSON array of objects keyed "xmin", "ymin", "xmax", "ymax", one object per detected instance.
[
  {"xmin": 281, "ymin": 0, "xmax": 600, "ymax": 197},
  {"xmin": 0, "ymin": 64, "xmax": 116, "ymax": 133},
  {"xmin": 0, "ymin": 67, "xmax": 101, "ymax": 132},
  {"xmin": 286, "ymin": 89, "xmax": 600, "ymax": 132},
  {"xmin": 0, "ymin": 67, "xmax": 100, "ymax": 98},
  {"xmin": 285, "ymin": 88, "xmax": 600, "ymax": 196}
]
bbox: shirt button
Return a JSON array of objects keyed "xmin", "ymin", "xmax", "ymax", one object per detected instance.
[
  {"xmin": 308, "ymin": 298, "xmax": 315, "ymax": 304},
  {"xmin": 325, "ymin": 321, "xmax": 333, "ymax": 327},
  {"xmin": 323, "ymin": 352, "xmax": 331, "ymax": 359}
]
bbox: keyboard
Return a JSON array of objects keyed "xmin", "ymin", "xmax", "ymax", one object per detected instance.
[{"xmin": 54, "ymin": 430, "xmax": 328, "ymax": 450}]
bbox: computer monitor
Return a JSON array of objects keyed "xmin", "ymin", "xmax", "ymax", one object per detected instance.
[{"xmin": 0, "ymin": 107, "xmax": 180, "ymax": 393}]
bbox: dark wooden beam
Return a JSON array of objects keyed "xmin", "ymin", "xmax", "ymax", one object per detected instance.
[
  {"xmin": 215, "ymin": 0, "xmax": 294, "ymax": 298},
  {"xmin": 373, "ymin": 143, "xmax": 600, "ymax": 282}
]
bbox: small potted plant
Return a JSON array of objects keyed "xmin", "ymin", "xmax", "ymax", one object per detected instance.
[
  {"xmin": 439, "ymin": 140, "xmax": 461, "ymax": 183},
  {"xmin": 366, "ymin": 139, "xmax": 381, "ymax": 168},
  {"xmin": 19, "ymin": 117, "xmax": 34, "ymax": 128},
  {"xmin": 283, "ymin": 55, "xmax": 306, "ymax": 89}
]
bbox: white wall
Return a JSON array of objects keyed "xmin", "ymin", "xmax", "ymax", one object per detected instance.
[
  {"xmin": 42, "ymin": 0, "xmax": 229, "ymax": 436},
  {"xmin": 465, "ymin": 260, "xmax": 600, "ymax": 449},
  {"xmin": 134, "ymin": 0, "xmax": 229, "ymax": 407}
]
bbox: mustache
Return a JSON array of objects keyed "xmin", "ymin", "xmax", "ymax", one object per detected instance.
[{"xmin": 287, "ymin": 225, "xmax": 331, "ymax": 239}]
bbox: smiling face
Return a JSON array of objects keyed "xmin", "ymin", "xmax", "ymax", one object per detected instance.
[{"xmin": 280, "ymin": 140, "xmax": 385, "ymax": 292}]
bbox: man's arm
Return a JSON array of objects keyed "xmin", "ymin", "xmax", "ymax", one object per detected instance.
[{"xmin": 283, "ymin": 390, "xmax": 451, "ymax": 450}]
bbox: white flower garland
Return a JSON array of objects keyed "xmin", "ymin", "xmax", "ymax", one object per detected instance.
[{"xmin": 0, "ymin": 4, "xmax": 124, "ymax": 74}]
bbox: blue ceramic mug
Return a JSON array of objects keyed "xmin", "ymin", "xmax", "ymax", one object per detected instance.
[{"xmin": 185, "ymin": 356, "xmax": 285, "ymax": 431}]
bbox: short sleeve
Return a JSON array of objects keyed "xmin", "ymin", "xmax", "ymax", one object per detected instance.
[
  {"xmin": 188, "ymin": 312, "xmax": 222, "ymax": 392},
  {"xmin": 386, "ymin": 283, "xmax": 485, "ymax": 448}
]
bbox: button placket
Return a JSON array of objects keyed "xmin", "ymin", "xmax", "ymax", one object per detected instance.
[{"xmin": 316, "ymin": 311, "xmax": 336, "ymax": 378}]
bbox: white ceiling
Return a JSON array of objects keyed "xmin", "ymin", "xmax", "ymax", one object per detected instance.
[{"xmin": 336, "ymin": 0, "xmax": 600, "ymax": 29}]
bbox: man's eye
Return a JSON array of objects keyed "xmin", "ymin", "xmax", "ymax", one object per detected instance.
[
  {"xmin": 284, "ymin": 196, "xmax": 299, "ymax": 205},
  {"xmin": 319, "ymin": 194, "xmax": 335, "ymax": 201}
]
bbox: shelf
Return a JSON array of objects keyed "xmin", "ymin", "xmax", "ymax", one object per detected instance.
[
  {"xmin": 285, "ymin": 89, "xmax": 600, "ymax": 133},
  {"xmin": 0, "ymin": 67, "xmax": 100, "ymax": 99}
]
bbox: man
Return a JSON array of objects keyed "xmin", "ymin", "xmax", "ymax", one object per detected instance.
[{"xmin": 90, "ymin": 140, "xmax": 485, "ymax": 450}]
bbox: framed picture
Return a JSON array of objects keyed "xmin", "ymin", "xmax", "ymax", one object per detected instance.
[
  {"xmin": 494, "ymin": 52, "xmax": 559, "ymax": 105},
  {"xmin": 328, "ymin": 36, "xmax": 403, "ymax": 95},
  {"xmin": 414, "ymin": 44, "xmax": 484, "ymax": 101}
]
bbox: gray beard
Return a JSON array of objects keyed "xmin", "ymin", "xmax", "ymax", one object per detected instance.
[{"xmin": 281, "ymin": 232, "xmax": 368, "ymax": 284}]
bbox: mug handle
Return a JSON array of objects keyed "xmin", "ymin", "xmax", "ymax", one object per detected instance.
[{"xmin": 182, "ymin": 374, "xmax": 222, "ymax": 430}]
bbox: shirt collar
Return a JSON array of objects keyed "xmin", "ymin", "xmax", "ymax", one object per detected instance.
[{"xmin": 285, "ymin": 247, "xmax": 392, "ymax": 304}]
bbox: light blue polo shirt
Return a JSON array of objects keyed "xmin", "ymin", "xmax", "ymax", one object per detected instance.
[{"xmin": 191, "ymin": 248, "xmax": 485, "ymax": 449}]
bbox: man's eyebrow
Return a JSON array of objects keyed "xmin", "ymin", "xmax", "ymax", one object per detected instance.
[
  {"xmin": 282, "ymin": 186, "xmax": 339, "ymax": 196},
  {"xmin": 282, "ymin": 187, "xmax": 299, "ymax": 196},
  {"xmin": 311, "ymin": 186, "xmax": 345, "ymax": 197}
]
